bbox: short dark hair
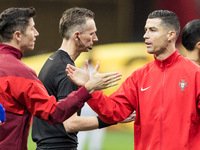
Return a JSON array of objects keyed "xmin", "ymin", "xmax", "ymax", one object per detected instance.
[
  {"xmin": 59, "ymin": 7, "xmax": 94, "ymax": 39},
  {"xmin": 181, "ymin": 19, "xmax": 200, "ymax": 51},
  {"xmin": 148, "ymin": 10, "xmax": 180, "ymax": 38},
  {"xmin": 0, "ymin": 7, "xmax": 36, "ymax": 42}
]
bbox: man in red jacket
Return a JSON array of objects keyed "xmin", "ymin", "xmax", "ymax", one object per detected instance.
[
  {"xmin": 0, "ymin": 7, "xmax": 121, "ymax": 150},
  {"xmin": 67, "ymin": 10, "xmax": 200, "ymax": 150}
]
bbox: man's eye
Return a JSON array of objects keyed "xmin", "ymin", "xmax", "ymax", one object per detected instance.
[{"xmin": 150, "ymin": 29, "xmax": 156, "ymax": 32}]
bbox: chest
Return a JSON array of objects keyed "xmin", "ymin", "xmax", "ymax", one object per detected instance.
[{"xmin": 137, "ymin": 66, "xmax": 195, "ymax": 115}]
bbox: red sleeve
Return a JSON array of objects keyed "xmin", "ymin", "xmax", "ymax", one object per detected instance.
[
  {"xmin": 24, "ymin": 80, "xmax": 91, "ymax": 124},
  {"xmin": 0, "ymin": 76, "xmax": 91, "ymax": 124},
  {"xmin": 87, "ymin": 73, "xmax": 137, "ymax": 124},
  {"xmin": 196, "ymin": 71, "xmax": 200, "ymax": 111},
  {"xmin": 47, "ymin": 86, "xmax": 91, "ymax": 124}
]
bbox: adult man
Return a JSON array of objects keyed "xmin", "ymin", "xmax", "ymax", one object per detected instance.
[
  {"xmin": 181, "ymin": 19, "xmax": 200, "ymax": 65},
  {"xmin": 0, "ymin": 7, "xmax": 121, "ymax": 150},
  {"xmin": 32, "ymin": 7, "xmax": 134, "ymax": 150},
  {"xmin": 67, "ymin": 10, "xmax": 200, "ymax": 150}
]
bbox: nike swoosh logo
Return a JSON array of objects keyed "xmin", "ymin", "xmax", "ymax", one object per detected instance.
[
  {"xmin": 49, "ymin": 57, "xmax": 53, "ymax": 60},
  {"xmin": 141, "ymin": 86, "xmax": 151, "ymax": 91}
]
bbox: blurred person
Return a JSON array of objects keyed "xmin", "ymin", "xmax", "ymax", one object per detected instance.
[
  {"xmin": 77, "ymin": 58, "xmax": 105, "ymax": 150},
  {"xmin": 181, "ymin": 19, "xmax": 200, "ymax": 65},
  {"xmin": 0, "ymin": 7, "xmax": 121, "ymax": 150},
  {"xmin": 32, "ymin": 7, "xmax": 134, "ymax": 150},
  {"xmin": 0, "ymin": 104, "xmax": 5, "ymax": 125},
  {"xmin": 67, "ymin": 10, "xmax": 200, "ymax": 150},
  {"xmin": 77, "ymin": 103, "xmax": 106, "ymax": 150}
]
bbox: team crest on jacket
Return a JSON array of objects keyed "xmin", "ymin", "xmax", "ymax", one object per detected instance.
[{"xmin": 178, "ymin": 80, "xmax": 187, "ymax": 91}]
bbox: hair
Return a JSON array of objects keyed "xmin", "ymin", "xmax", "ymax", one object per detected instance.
[
  {"xmin": 59, "ymin": 7, "xmax": 94, "ymax": 39},
  {"xmin": 148, "ymin": 10, "xmax": 180, "ymax": 39},
  {"xmin": 181, "ymin": 19, "xmax": 200, "ymax": 51},
  {"xmin": 0, "ymin": 7, "xmax": 36, "ymax": 42}
]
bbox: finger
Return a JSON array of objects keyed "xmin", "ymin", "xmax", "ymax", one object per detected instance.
[
  {"xmin": 130, "ymin": 114, "xmax": 136, "ymax": 118},
  {"xmin": 101, "ymin": 72, "xmax": 122, "ymax": 78},
  {"xmin": 102, "ymin": 74, "xmax": 122, "ymax": 83},
  {"xmin": 105, "ymin": 82, "xmax": 119, "ymax": 88},
  {"xmin": 84, "ymin": 59, "xmax": 89, "ymax": 71},
  {"xmin": 93, "ymin": 61, "xmax": 100, "ymax": 74},
  {"xmin": 67, "ymin": 64, "xmax": 76, "ymax": 71},
  {"xmin": 106, "ymin": 77, "xmax": 122, "ymax": 85},
  {"xmin": 66, "ymin": 72, "xmax": 72, "ymax": 79},
  {"xmin": 66, "ymin": 66, "xmax": 74, "ymax": 74},
  {"xmin": 66, "ymin": 67, "xmax": 72, "ymax": 76}
]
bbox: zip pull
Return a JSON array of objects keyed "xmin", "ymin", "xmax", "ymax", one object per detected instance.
[{"xmin": 160, "ymin": 61, "xmax": 163, "ymax": 68}]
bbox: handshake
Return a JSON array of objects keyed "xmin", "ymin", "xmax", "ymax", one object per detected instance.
[{"xmin": 66, "ymin": 60, "xmax": 122, "ymax": 94}]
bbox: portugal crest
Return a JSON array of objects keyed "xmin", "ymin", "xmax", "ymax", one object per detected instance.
[{"xmin": 178, "ymin": 80, "xmax": 187, "ymax": 91}]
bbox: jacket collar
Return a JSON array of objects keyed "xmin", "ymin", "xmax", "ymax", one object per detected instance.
[
  {"xmin": 58, "ymin": 49, "xmax": 75, "ymax": 64},
  {"xmin": 154, "ymin": 50, "xmax": 180, "ymax": 69},
  {"xmin": 0, "ymin": 43, "xmax": 23, "ymax": 59}
]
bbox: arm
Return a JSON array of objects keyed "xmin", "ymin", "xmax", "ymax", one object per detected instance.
[
  {"xmin": 63, "ymin": 112, "xmax": 99, "ymax": 132},
  {"xmin": 2, "ymin": 61, "xmax": 121, "ymax": 125},
  {"xmin": 64, "ymin": 112, "xmax": 117, "ymax": 132},
  {"xmin": 66, "ymin": 63, "xmax": 137, "ymax": 124},
  {"xmin": 35, "ymin": 61, "xmax": 121, "ymax": 124},
  {"xmin": 196, "ymin": 71, "xmax": 200, "ymax": 111},
  {"xmin": 87, "ymin": 78, "xmax": 137, "ymax": 124}
]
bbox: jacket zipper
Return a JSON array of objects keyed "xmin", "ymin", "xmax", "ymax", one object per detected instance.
[{"xmin": 160, "ymin": 63, "xmax": 165, "ymax": 150}]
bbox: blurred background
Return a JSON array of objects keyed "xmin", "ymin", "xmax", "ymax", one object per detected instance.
[
  {"xmin": 1, "ymin": 0, "xmax": 200, "ymax": 149},
  {"xmin": 1, "ymin": 0, "xmax": 199, "ymax": 56}
]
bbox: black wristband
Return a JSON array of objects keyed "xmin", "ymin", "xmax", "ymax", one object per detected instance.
[{"xmin": 97, "ymin": 116, "xmax": 117, "ymax": 129}]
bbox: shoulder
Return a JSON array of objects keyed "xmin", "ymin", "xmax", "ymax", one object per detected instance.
[
  {"xmin": 4, "ymin": 56, "xmax": 38, "ymax": 80},
  {"xmin": 132, "ymin": 61, "xmax": 154, "ymax": 75},
  {"xmin": 125, "ymin": 61, "xmax": 154, "ymax": 84},
  {"xmin": 178, "ymin": 55, "xmax": 200, "ymax": 71}
]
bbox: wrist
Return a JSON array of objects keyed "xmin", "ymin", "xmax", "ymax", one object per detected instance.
[
  {"xmin": 97, "ymin": 116, "xmax": 117, "ymax": 129},
  {"xmin": 85, "ymin": 82, "xmax": 94, "ymax": 94}
]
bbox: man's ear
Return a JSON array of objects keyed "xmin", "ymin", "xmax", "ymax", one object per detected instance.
[
  {"xmin": 13, "ymin": 31, "xmax": 22, "ymax": 42},
  {"xmin": 196, "ymin": 41, "xmax": 200, "ymax": 50},
  {"xmin": 167, "ymin": 30, "xmax": 176, "ymax": 42},
  {"xmin": 73, "ymin": 31, "xmax": 80, "ymax": 41}
]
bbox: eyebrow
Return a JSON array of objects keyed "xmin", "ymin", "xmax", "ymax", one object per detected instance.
[{"xmin": 144, "ymin": 26, "xmax": 157, "ymax": 31}]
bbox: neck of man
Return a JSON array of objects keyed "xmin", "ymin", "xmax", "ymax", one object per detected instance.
[
  {"xmin": 60, "ymin": 39, "xmax": 80, "ymax": 61},
  {"xmin": 155, "ymin": 44, "xmax": 176, "ymax": 60},
  {"xmin": 186, "ymin": 48, "xmax": 200, "ymax": 66},
  {"xmin": 3, "ymin": 40, "xmax": 23, "ymax": 53}
]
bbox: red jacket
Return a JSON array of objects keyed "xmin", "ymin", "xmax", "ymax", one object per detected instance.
[
  {"xmin": 0, "ymin": 43, "xmax": 91, "ymax": 150},
  {"xmin": 88, "ymin": 50, "xmax": 200, "ymax": 150}
]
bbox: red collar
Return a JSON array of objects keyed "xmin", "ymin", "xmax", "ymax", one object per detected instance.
[
  {"xmin": 154, "ymin": 50, "xmax": 180, "ymax": 69},
  {"xmin": 0, "ymin": 43, "xmax": 23, "ymax": 59}
]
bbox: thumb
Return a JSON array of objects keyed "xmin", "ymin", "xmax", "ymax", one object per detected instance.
[
  {"xmin": 93, "ymin": 61, "xmax": 100, "ymax": 74},
  {"xmin": 84, "ymin": 59, "xmax": 89, "ymax": 71}
]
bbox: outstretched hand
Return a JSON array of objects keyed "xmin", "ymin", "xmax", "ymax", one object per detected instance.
[
  {"xmin": 66, "ymin": 60, "xmax": 122, "ymax": 94},
  {"xmin": 66, "ymin": 60, "xmax": 90, "ymax": 86}
]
